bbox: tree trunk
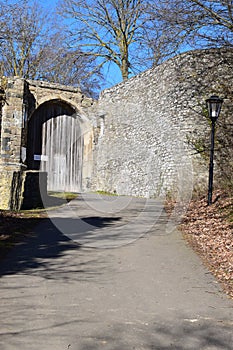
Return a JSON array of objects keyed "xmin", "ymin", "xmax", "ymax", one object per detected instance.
[{"xmin": 121, "ymin": 52, "xmax": 129, "ymax": 81}]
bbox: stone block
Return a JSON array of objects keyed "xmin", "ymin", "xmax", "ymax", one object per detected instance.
[{"xmin": 21, "ymin": 171, "xmax": 48, "ymax": 210}]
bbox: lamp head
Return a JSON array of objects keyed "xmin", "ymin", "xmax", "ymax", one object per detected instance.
[{"xmin": 206, "ymin": 95, "xmax": 223, "ymax": 121}]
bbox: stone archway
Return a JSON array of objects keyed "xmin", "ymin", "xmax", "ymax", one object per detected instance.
[{"xmin": 27, "ymin": 99, "xmax": 83, "ymax": 192}]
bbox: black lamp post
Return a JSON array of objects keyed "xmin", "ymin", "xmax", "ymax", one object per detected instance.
[{"xmin": 206, "ymin": 95, "xmax": 223, "ymax": 205}]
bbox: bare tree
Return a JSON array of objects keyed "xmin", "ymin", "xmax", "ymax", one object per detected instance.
[
  {"xmin": 0, "ymin": 1, "xmax": 6, "ymax": 42},
  {"xmin": 151, "ymin": 1, "xmax": 233, "ymax": 193},
  {"xmin": 0, "ymin": 0, "xmax": 51, "ymax": 78},
  {"xmin": 35, "ymin": 32, "xmax": 103, "ymax": 97},
  {"xmin": 152, "ymin": 0, "xmax": 233, "ymax": 49},
  {"xmin": 0, "ymin": 0, "xmax": 102, "ymax": 96},
  {"xmin": 57, "ymin": 0, "xmax": 159, "ymax": 81}
]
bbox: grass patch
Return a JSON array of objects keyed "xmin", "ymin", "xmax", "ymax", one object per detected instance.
[
  {"xmin": 48, "ymin": 191, "xmax": 78, "ymax": 201},
  {"xmin": 95, "ymin": 190, "xmax": 118, "ymax": 196},
  {"xmin": 19, "ymin": 208, "xmax": 48, "ymax": 216}
]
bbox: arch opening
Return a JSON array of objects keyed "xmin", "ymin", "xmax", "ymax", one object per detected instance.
[{"xmin": 27, "ymin": 99, "xmax": 83, "ymax": 192}]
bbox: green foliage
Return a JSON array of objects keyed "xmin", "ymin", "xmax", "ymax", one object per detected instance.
[
  {"xmin": 95, "ymin": 190, "xmax": 118, "ymax": 196},
  {"xmin": 186, "ymin": 134, "xmax": 208, "ymax": 161},
  {"xmin": 193, "ymin": 138, "xmax": 207, "ymax": 155}
]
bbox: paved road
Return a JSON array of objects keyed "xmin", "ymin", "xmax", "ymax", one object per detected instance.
[{"xmin": 0, "ymin": 193, "xmax": 232, "ymax": 350}]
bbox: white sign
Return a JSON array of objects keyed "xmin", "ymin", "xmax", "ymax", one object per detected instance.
[
  {"xmin": 41, "ymin": 155, "xmax": 48, "ymax": 161},
  {"xmin": 21, "ymin": 147, "xmax": 26, "ymax": 162}
]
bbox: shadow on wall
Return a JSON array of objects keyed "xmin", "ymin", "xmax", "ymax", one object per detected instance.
[
  {"xmin": 10, "ymin": 171, "xmax": 25, "ymax": 210},
  {"xmin": 9, "ymin": 171, "xmax": 48, "ymax": 210}
]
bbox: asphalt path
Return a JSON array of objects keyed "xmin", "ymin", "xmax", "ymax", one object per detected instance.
[{"xmin": 0, "ymin": 193, "xmax": 232, "ymax": 350}]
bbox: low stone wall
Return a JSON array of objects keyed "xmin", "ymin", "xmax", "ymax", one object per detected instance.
[
  {"xmin": 0, "ymin": 168, "xmax": 47, "ymax": 210},
  {"xmin": 21, "ymin": 171, "xmax": 47, "ymax": 210}
]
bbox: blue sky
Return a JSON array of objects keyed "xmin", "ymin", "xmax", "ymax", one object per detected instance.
[
  {"xmin": 40, "ymin": 0, "xmax": 57, "ymax": 10},
  {"xmin": 39, "ymin": 0, "xmax": 122, "ymax": 88}
]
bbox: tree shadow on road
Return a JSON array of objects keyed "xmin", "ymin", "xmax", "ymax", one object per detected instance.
[
  {"xmin": 0, "ymin": 216, "xmax": 122, "ymax": 281},
  {"xmin": 76, "ymin": 316, "xmax": 233, "ymax": 350}
]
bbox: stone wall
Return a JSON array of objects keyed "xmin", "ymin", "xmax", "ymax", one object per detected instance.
[
  {"xmin": 92, "ymin": 48, "xmax": 233, "ymax": 199},
  {"xmin": 0, "ymin": 78, "xmax": 25, "ymax": 209},
  {"xmin": 0, "ymin": 78, "xmax": 25, "ymax": 167},
  {"xmin": 1, "ymin": 48, "xmax": 233, "ymax": 210}
]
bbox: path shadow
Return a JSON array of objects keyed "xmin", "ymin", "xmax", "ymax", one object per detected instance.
[
  {"xmin": 76, "ymin": 316, "xmax": 233, "ymax": 350},
  {"xmin": 82, "ymin": 217, "xmax": 121, "ymax": 227},
  {"xmin": 0, "ymin": 216, "xmax": 121, "ymax": 280}
]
